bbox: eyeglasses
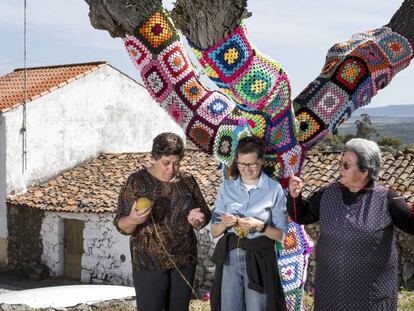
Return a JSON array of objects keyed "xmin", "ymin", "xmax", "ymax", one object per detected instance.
[
  {"xmin": 236, "ymin": 162, "xmax": 260, "ymax": 169},
  {"xmin": 340, "ymin": 161, "xmax": 357, "ymax": 170}
]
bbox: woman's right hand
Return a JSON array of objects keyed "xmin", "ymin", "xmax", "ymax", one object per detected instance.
[
  {"xmin": 221, "ymin": 213, "xmax": 238, "ymax": 227},
  {"xmin": 127, "ymin": 202, "xmax": 152, "ymax": 225},
  {"xmin": 289, "ymin": 169, "xmax": 303, "ymax": 198}
]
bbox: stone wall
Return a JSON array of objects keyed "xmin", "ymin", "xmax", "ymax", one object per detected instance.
[
  {"xmin": 40, "ymin": 212, "xmax": 132, "ymax": 285},
  {"xmin": 7, "ymin": 204, "xmax": 44, "ymax": 271},
  {"xmin": 194, "ymin": 227, "xmax": 216, "ymax": 292}
]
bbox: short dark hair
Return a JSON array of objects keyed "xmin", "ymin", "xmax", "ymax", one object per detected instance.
[
  {"xmin": 229, "ymin": 136, "xmax": 264, "ymax": 179},
  {"xmin": 151, "ymin": 132, "xmax": 184, "ymax": 160}
]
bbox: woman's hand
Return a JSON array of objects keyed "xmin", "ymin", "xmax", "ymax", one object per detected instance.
[
  {"xmin": 127, "ymin": 203, "xmax": 152, "ymax": 225},
  {"xmin": 237, "ymin": 217, "xmax": 264, "ymax": 231},
  {"xmin": 188, "ymin": 208, "xmax": 206, "ymax": 229},
  {"xmin": 289, "ymin": 169, "xmax": 303, "ymax": 198},
  {"xmin": 221, "ymin": 213, "xmax": 238, "ymax": 227}
]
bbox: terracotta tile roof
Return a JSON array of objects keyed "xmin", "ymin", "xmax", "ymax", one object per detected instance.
[
  {"xmin": 0, "ymin": 62, "xmax": 107, "ymax": 112},
  {"xmin": 8, "ymin": 150, "xmax": 222, "ymax": 213},
  {"xmin": 301, "ymin": 151, "xmax": 414, "ymax": 203},
  {"xmin": 8, "ymin": 151, "xmax": 414, "ymax": 213}
]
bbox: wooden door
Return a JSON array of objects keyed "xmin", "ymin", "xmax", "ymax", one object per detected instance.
[{"xmin": 63, "ymin": 219, "xmax": 84, "ymax": 280}]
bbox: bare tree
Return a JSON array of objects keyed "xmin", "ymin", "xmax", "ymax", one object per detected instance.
[{"xmin": 85, "ymin": 0, "xmax": 414, "ymax": 46}]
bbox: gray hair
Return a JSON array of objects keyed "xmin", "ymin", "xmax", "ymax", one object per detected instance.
[{"xmin": 344, "ymin": 138, "xmax": 382, "ymax": 181}]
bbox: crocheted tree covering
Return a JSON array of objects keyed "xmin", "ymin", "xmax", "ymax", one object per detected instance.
[
  {"xmin": 125, "ymin": 8, "xmax": 235, "ymax": 154},
  {"xmin": 124, "ymin": 6, "xmax": 413, "ymax": 311},
  {"xmin": 294, "ymin": 27, "xmax": 413, "ymax": 150}
]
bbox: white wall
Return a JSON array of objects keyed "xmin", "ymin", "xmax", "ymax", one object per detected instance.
[
  {"xmin": 5, "ymin": 65, "xmax": 183, "ymax": 196},
  {"xmin": 41, "ymin": 212, "xmax": 132, "ymax": 285},
  {"xmin": 0, "ymin": 115, "xmax": 7, "ymax": 265},
  {"xmin": 1, "ymin": 65, "xmax": 184, "ymax": 258}
]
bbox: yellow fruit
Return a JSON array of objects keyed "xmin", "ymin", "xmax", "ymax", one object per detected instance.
[{"xmin": 135, "ymin": 197, "xmax": 153, "ymax": 210}]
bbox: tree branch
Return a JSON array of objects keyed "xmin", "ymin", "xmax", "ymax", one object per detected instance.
[
  {"xmin": 386, "ymin": 0, "xmax": 414, "ymax": 46},
  {"xmin": 84, "ymin": 0, "xmax": 414, "ymax": 49},
  {"xmin": 85, "ymin": 0, "xmax": 161, "ymax": 38}
]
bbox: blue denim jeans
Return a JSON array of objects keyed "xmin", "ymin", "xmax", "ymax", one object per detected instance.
[{"xmin": 221, "ymin": 248, "xmax": 267, "ymax": 311}]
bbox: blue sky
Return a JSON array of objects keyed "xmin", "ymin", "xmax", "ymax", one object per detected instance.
[{"xmin": 1, "ymin": 0, "xmax": 412, "ymax": 107}]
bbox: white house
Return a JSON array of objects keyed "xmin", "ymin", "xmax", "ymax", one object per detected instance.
[
  {"xmin": 7, "ymin": 151, "xmax": 220, "ymax": 287},
  {"xmin": 0, "ymin": 61, "xmax": 183, "ymax": 267}
]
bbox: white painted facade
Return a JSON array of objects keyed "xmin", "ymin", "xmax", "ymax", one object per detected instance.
[
  {"xmin": 41, "ymin": 212, "xmax": 132, "ymax": 285},
  {"xmin": 0, "ymin": 64, "xmax": 183, "ymax": 266}
]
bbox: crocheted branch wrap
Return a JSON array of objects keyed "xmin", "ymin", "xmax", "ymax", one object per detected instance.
[
  {"xmin": 124, "ymin": 8, "xmax": 235, "ymax": 154},
  {"xmin": 294, "ymin": 27, "xmax": 413, "ymax": 150},
  {"xmin": 189, "ymin": 24, "xmax": 304, "ymax": 190},
  {"xmin": 123, "ymin": 7, "xmax": 413, "ymax": 311}
]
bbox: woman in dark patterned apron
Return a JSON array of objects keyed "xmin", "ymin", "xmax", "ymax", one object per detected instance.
[
  {"xmin": 114, "ymin": 132, "xmax": 211, "ymax": 311},
  {"xmin": 287, "ymin": 138, "xmax": 414, "ymax": 311}
]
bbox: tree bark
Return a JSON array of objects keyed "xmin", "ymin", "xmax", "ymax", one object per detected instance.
[
  {"xmin": 85, "ymin": 0, "xmax": 161, "ymax": 38},
  {"xmin": 386, "ymin": 0, "xmax": 414, "ymax": 46},
  {"xmin": 85, "ymin": 0, "xmax": 414, "ymax": 48},
  {"xmin": 171, "ymin": 0, "xmax": 250, "ymax": 49}
]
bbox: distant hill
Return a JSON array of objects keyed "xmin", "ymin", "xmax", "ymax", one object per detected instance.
[
  {"xmin": 338, "ymin": 116, "xmax": 414, "ymax": 144},
  {"xmin": 352, "ymin": 104, "xmax": 414, "ymax": 117}
]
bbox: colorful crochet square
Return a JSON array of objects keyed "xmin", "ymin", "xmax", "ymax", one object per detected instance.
[
  {"xmin": 124, "ymin": 36, "xmax": 151, "ymax": 70},
  {"xmin": 239, "ymin": 109, "xmax": 267, "ymax": 139},
  {"xmin": 328, "ymin": 101, "xmax": 354, "ymax": 132},
  {"xmin": 350, "ymin": 42, "xmax": 390, "ymax": 72},
  {"xmin": 230, "ymin": 58, "xmax": 282, "ymax": 109},
  {"xmin": 196, "ymin": 91, "xmax": 234, "ymax": 126},
  {"xmin": 294, "ymin": 78, "xmax": 327, "ymax": 108},
  {"xmin": 264, "ymin": 114, "xmax": 296, "ymax": 153},
  {"xmin": 279, "ymin": 145, "xmax": 305, "ymax": 183},
  {"xmin": 214, "ymin": 125, "xmax": 236, "ymax": 165},
  {"xmin": 351, "ymin": 27, "xmax": 392, "ymax": 42},
  {"xmin": 351, "ymin": 77, "xmax": 373, "ymax": 110},
  {"xmin": 295, "ymin": 107, "xmax": 326, "ymax": 146},
  {"xmin": 319, "ymin": 57, "xmax": 345, "ymax": 79},
  {"xmin": 308, "ymin": 82, "xmax": 350, "ymax": 124},
  {"xmin": 280, "ymin": 223, "xmax": 313, "ymax": 258},
  {"xmin": 203, "ymin": 25, "xmax": 254, "ymax": 83},
  {"xmin": 332, "ymin": 56, "xmax": 369, "ymax": 95},
  {"xmin": 372, "ymin": 68, "xmax": 391, "ymax": 95},
  {"xmin": 278, "ymin": 254, "xmax": 306, "ymax": 292},
  {"xmin": 134, "ymin": 8, "xmax": 178, "ymax": 54},
  {"xmin": 378, "ymin": 33, "xmax": 413, "ymax": 77},
  {"xmin": 262, "ymin": 77, "xmax": 291, "ymax": 121},
  {"xmin": 160, "ymin": 91, "xmax": 193, "ymax": 129},
  {"xmin": 326, "ymin": 39, "xmax": 366, "ymax": 59},
  {"xmin": 284, "ymin": 287, "xmax": 305, "ymax": 311},
  {"xmin": 141, "ymin": 61, "xmax": 172, "ymax": 103},
  {"xmin": 263, "ymin": 156, "xmax": 283, "ymax": 180},
  {"xmin": 186, "ymin": 118, "xmax": 216, "ymax": 153},
  {"xmin": 175, "ymin": 73, "xmax": 209, "ymax": 109},
  {"xmin": 159, "ymin": 42, "xmax": 192, "ymax": 83},
  {"xmin": 213, "ymin": 112, "xmax": 252, "ymax": 165}
]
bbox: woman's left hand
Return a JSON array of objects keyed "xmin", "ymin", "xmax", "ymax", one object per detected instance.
[
  {"xmin": 237, "ymin": 217, "xmax": 264, "ymax": 231},
  {"xmin": 188, "ymin": 208, "xmax": 206, "ymax": 229}
]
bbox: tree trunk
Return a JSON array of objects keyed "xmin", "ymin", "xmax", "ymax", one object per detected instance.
[
  {"xmin": 85, "ymin": 0, "xmax": 162, "ymax": 38},
  {"xmin": 85, "ymin": 0, "xmax": 414, "ymax": 48},
  {"xmin": 171, "ymin": 0, "xmax": 250, "ymax": 49}
]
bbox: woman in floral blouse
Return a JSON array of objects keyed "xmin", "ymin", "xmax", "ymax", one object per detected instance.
[{"xmin": 114, "ymin": 132, "xmax": 211, "ymax": 311}]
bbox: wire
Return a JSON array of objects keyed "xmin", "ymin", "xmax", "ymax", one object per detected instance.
[
  {"xmin": 22, "ymin": 0, "xmax": 28, "ymax": 173},
  {"xmin": 150, "ymin": 214, "xmax": 200, "ymax": 300}
]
